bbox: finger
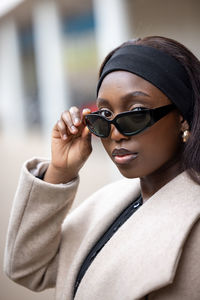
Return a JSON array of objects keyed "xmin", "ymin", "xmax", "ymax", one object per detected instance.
[
  {"xmin": 82, "ymin": 108, "xmax": 91, "ymax": 117},
  {"xmin": 61, "ymin": 111, "xmax": 78, "ymax": 134},
  {"xmin": 57, "ymin": 119, "xmax": 68, "ymax": 140},
  {"xmin": 69, "ymin": 106, "xmax": 81, "ymax": 126}
]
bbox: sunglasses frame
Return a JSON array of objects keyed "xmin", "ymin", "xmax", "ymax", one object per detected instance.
[{"xmin": 85, "ymin": 104, "xmax": 176, "ymax": 138}]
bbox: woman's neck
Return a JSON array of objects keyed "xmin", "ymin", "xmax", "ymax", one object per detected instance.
[{"xmin": 140, "ymin": 159, "xmax": 184, "ymax": 202}]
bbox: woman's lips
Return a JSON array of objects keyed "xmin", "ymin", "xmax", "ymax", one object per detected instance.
[{"xmin": 112, "ymin": 148, "xmax": 138, "ymax": 165}]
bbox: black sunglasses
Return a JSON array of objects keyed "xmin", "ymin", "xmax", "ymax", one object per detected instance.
[{"xmin": 85, "ymin": 104, "xmax": 176, "ymax": 138}]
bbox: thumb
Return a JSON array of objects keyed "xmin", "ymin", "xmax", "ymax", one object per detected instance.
[
  {"xmin": 79, "ymin": 126, "xmax": 92, "ymax": 156},
  {"xmin": 82, "ymin": 125, "xmax": 91, "ymax": 139}
]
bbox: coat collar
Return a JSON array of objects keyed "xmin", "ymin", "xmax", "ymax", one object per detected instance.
[{"xmin": 75, "ymin": 171, "xmax": 200, "ymax": 300}]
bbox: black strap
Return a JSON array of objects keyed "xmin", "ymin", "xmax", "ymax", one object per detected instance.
[
  {"xmin": 73, "ymin": 195, "xmax": 143, "ymax": 298},
  {"xmin": 36, "ymin": 171, "xmax": 46, "ymax": 180}
]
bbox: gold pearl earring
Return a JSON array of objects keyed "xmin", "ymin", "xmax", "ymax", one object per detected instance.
[{"xmin": 182, "ymin": 130, "xmax": 190, "ymax": 143}]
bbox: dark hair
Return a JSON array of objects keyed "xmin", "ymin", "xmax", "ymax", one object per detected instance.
[{"xmin": 99, "ymin": 36, "xmax": 200, "ymax": 184}]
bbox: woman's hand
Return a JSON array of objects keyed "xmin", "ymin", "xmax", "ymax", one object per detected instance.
[{"xmin": 44, "ymin": 106, "xmax": 92, "ymax": 184}]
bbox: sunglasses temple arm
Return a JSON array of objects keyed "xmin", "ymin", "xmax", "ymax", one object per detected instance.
[{"xmin": 151, "ymin": 105, "xmax": 175, "ymax": 123}]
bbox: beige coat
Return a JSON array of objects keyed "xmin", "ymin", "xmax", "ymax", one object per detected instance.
[{"xmin": 4, "ymin": 158, "xmax": 200, "ymax": 300}]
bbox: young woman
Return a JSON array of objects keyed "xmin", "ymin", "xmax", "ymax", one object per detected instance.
[{"xmin": 4, "ymin": 36, "xmax": 200, "ymax": 300}]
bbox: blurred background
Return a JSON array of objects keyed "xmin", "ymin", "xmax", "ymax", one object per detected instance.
[{"xmin": 0, "ymin": 0, "xmax": 200, "ymax": 299}]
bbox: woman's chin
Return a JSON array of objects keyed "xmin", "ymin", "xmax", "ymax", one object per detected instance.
[{"xmin": 116, "ymin": 165, "xmax": 141, "ymax": 179}]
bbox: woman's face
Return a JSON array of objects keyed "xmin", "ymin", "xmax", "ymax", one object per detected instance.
[{"xmin": 97, "ymin": 71, "xmax": 184, "ymax": 179}]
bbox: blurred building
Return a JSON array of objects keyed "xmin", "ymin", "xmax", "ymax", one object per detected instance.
[{"xmin": 0, "ymin": 0, "xmax": 129, "ymax": 137}]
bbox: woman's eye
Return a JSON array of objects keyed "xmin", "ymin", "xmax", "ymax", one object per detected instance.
[
  {"xmin": 99, "ymin": 109, "xmax": 112, "ymax": 118},
  {"xmin": 131, "ymin": 106, "xmax": 147, "ymax": 111}
]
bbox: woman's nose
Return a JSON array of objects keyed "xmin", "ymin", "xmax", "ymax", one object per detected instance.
[{"xmin": 110, "ymin": 125, "xmax": 129, "ymax": 142}]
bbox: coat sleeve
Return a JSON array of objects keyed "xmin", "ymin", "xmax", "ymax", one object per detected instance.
[{"xmin": 4, "ymin": 158, "xmax": 79, "ymax": 292}]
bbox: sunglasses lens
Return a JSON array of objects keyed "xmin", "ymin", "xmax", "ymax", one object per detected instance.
[
  {"xmin": 116, "ymin": 111, "xmax": 151, "ymax": 135},
  {"xmin": 85, "ymin": 115, "xmax": 110, "ymax": 137}
]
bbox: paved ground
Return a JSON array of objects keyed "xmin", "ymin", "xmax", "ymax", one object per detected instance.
[{"xmin": 0, "ymin": 132, "xmax": 122, "ymax": 300}]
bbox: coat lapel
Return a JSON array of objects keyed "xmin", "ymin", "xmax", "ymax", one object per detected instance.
[
  {"xmin": 63, "ymin": 177, "xmax": 141, "ymax": 300},
  {"xmin": 75, "ymin": 172, "xmax": 200, "ymax": 300}
]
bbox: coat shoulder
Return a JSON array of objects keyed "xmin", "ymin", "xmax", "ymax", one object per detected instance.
[
  {"xmin": 150, "ymin": 218, "xmax": 200, "ymax": 299},
  {"xmin": 173, "ymin": 218, "xmax": 200, "ymax": 295}
]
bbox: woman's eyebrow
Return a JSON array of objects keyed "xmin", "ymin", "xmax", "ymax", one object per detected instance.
[
  {"xmin": 122, "ymin": 91, "xmax": 150, "ymax": 99},
  {"xmin": 96, "ymin": 98, "xmax": 110, "ymax": 106},
  {"xmin": 97, "ymin": 91, "xmax": 150, "ymax": 106}
]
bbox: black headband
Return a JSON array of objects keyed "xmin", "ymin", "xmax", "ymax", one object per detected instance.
[{"xmin": 97, "ymin": 45, "xmax": 193, "ymax": 123}]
